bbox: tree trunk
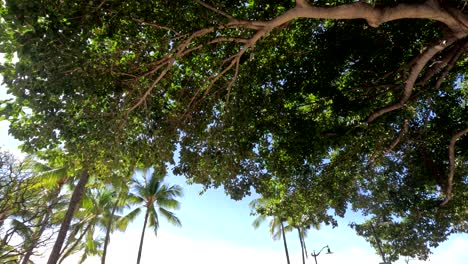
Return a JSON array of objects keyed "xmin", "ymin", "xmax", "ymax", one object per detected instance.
[
  {"xmin": 57, "ymin": 223, "xmax": 92, "ymax": 264},
  {"xmin": 280, "ymin": 221, "xmax": 290, "ymax": 264},
  {"xmin": 297, "ymin": 228, "xmax": 305, "ymax": 264},
  {"xmin": 47, "ymin": 169, "xmax": 89, "ymax": 264},
  {"xmin": 136, "ymin": 208, "xmax": 149, "ymax": 264},
  {"xmin": 302, "ymin": 229, "xmax": 308, "ymax": 258},
  {"xmin": 101, "ymin": 194, "xmax": 121, "ymax": 264}
]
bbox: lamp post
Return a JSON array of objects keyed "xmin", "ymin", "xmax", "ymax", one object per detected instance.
[{"xmin": 311, "ymin": 245, "xmax": 332, "ymax": 264}]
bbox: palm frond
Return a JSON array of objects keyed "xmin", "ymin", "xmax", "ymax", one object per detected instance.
[
  {"xmin": 156, "ymin": 197, "xmax": 180, "ymax": 210},
  {"xmin": 125, "ymin": 193, "xmax": 145, "ymax": 207},
  {"xmin": 252, "ymin": 215, "xmax": 267, "ymax": 229},
  {"xmin": 270, "ymin": 218, "xmax": 282, "ymax": 241},
  {"xmin": 148, "ymin": 207, "xmax": 160, "ymax": 235},
  {"xmin": 158, "ymin": 207, "xmax": 181, "ymax": 227},
  {"xmin": 118, "ymin": 208, "xmax": 142, "ymax": 231},
  {"xmin": 10, "ymin": 219, "xmax": 33, "ymax": 241}
]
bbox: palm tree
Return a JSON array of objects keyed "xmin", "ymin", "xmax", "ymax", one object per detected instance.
[
  {"xmin": 57, "ymin": 188, "xmax": 123, "ymax": 264},
  {"xmin": 101, "ymin": 176, "xmax": 132, "ymax": 264},
  {"xmin": 123, "ymin": 169, "xmax": 183, "ymax": 264},
  {"xmin": 291, "ymin": 216, "xmax": 320, "ymax": 264},
  {"xmin": 250, "ymin": 199, "xmax": 292, "ymax": 264},
  {"xmin": 296, "ymin": 226, "xmax": 308, "ymax": 264},
  {"xmin": 47, "ymin": 168, "xmax": 90, "ymax": 264}
]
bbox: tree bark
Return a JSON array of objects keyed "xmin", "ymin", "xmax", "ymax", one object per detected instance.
[
  {"xmin": 101, "ymin": 194, "xmax": 121, "ymax": 264},
  {"xmin": 47, "ymin": 169, "xmax": 89, "ymax": 264},
  {"xmin": 441, "ymin": 127, "xmax": 468, "ymax": 205},
  {"xmin": 57, "ymin": 223, "xmax": 92, "ymax": 264},
  {"xmin": 136, "ymin": 208, "xmax": 150, "ymax": 264},
  {"xmin": 297, "ymin": 228, "xmax": 305, "ymax": 264},
  {"xmin": 280, "ymin": 221, "xmax": 290, "ymax": 264},
  {"xmin": 130, "ymin": 0, "xmax": 468, "ymax": 113}
]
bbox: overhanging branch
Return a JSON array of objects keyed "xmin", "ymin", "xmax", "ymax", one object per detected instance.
[
  {"xmin": 366, "ymin": 37, "xmax": 457, "ymax": 123},
  {"xmin": 441, "ymin": 127, "xmax": 468, "ymax": 206},
  {"xmin": 126, "ymin": 0, "xmax": 468, "ymax": 113}
]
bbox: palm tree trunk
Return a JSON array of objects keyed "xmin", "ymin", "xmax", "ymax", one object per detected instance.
[
  {"xmin": 57, "ymin": 223, "xmax": 92, "ymax": 264},
  {"xmin": 302, "ymin": 231, "xmax": 308, "ymax": 258},
  {"xmin": 101, "ymin": 194, "xmax": 121, "ymax": 264},
  {"xmin": 136, "ymin": 208, "xmax": 150, "ymax": 264},
  {"xmin": 297, "ymin": 228, "xmax": 305, "ymax": 264},
  {"xmin": 47, "ymin": 169, "xmax": 89, "ymax": 264},
  {"xmin": 280, "ymin": 221, "xmax": 290, "ymax": 264}
]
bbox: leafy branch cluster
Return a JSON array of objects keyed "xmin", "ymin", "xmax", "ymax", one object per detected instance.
[{"xmin": 0, "ymin": 0, "xmax": 467, "ymax": 262}]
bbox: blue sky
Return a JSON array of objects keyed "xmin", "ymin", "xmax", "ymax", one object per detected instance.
[{"xmin": 1, "ymin": 76, "xmax": 467, "ymax": 264}]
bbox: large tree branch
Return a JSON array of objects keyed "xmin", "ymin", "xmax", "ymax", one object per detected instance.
[
  {"xmin": 127, "ymin": 0, "xmax": 467, "ymax": 113},
  {"xmin": 434, "ymin": 41, "xmax": 468, "ymax": 89},
  {"xmin": 419, "ymin": 43, "xmax": 462, "ymax": 86},
  {"xmin": 293, "ymin": 0, "xmax": 467, "ymax": 34},
  {"xmin": 440, "ymin": 127, "xmax": 468, "ymax": 206},
  {"xmin": 366, "ymin": 37, "xmax": 457, "ymax": 123}
]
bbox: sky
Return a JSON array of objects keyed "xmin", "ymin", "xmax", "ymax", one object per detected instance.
[{"xmin": 1, "ymin": 74, "xmax": 468, "ymax": 264}]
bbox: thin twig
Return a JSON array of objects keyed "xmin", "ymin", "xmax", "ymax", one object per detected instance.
[
  {"xmin": 132, "ymin": 18, "xmax": 179, "ymax": 34},
  {"xmin": 195, "ymin": 0, "xmax": 236, "ymax": 21},
  {"xmin": 226, "ymin": 57, "xmax": 241, "ymax": 105},
  {"xmin": 127, "ymin": 59, "xmax": 175, "ymax": 113},
  {"xmin": 368, "ymin": 119, "xmax": 409, "ymax": 166}
]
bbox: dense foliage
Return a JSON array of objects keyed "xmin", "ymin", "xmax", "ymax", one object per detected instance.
[{"xmin": 1, "ymin": 0, "xmax": 467, "ymax": 262}]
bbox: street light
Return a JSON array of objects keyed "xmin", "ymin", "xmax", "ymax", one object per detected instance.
[{"xmin": 311, "ymin": 245, "xmax": 332, "ymax": 264}]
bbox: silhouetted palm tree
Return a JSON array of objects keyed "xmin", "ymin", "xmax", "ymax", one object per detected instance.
[
  {"xmin": 250, "ymin": 199, "xmax": 292, "ymax": 264},
  {"xmin": 58, "ymin": 188, "xmax": 121, "ymax": 264},
  {"xmin": 123, "ymin": 169, "xmax": 183, "ymax": 264}
]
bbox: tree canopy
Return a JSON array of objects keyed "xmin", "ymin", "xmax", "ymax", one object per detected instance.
[{"xmin": 1, "ymin": 0, "xmax": 467, "ymax": 261}]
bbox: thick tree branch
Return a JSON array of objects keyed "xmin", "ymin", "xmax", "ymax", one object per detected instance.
[
  {"xmin": 367, "ymin": 37, "xmax": 457, "ymax": 123},
  {"xmin": 434, "ymin": 41, "xmax": 468, "ymax": 89},
  {"xmin": 127, "ymin": 0, "xmax": 468, "ymax": 113},
  {"xmin": 419, "ymin": 43, "xmax": 462, "ymax": 86},
  {"xmin": 296, "ymin": 0, "xmax": 309, "ymax": 8},
  {"xmin": 441, "ymin": 127, "xmax": 468, "ymax": 206},
  {"xmin": 293, "ymin": 0, "xmax": 468, "ymax": 35}
]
